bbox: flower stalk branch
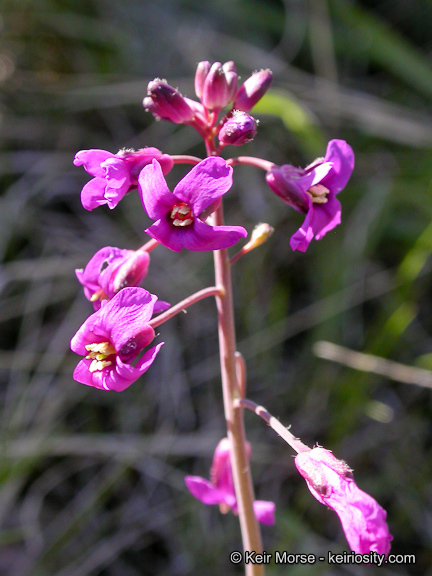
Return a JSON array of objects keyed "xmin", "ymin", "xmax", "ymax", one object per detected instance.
[
  {"xmin": 148, "ymin": 286, "xmax": 223, "ymax": 329},
  {"xmin": 234, "ymin": 398, "xmax": 311, "ymax": 454}
]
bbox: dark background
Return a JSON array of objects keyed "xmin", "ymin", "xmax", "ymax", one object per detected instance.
[{"xmin": 1, "ymin": 0, "xmax": 432, "ymax": 574}]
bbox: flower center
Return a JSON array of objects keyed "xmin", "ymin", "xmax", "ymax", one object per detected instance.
[
  {"xmin": 306, "ymin": 184, "xmax": 330, "ymax": 204},
  {"xmin": 170, "ymin": 202, "xmax": 194, "ymax": 227},
  {"xmin": 85, "ymin": 341, "xmax": 116, "ymax": 372}
]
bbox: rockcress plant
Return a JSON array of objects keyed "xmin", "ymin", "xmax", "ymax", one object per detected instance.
[{"xmin": 72, "ymin": 60, "xmax": 392, "ymax": 574}]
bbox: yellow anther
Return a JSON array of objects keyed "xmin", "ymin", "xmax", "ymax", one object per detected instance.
[
  {"xmin": 88, "ymin": 358, "xmax": 113, "ymax": 373},
  {"xmin": 306, "ymin": 184, "xmax": 330, "ymax": 204}
]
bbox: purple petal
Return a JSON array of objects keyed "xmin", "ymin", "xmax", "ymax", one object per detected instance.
[
  {"xmin": 153, "ymin": 300, "xmax": 170, "ymax": 313},
  {"xmin": 73, "ymin": 149, "xmax": 115, "ymax": 177},
  {"xmin": 181, "ymin": 219, "xmax": 247, "ymax": 251},
  {"xmin": 253, "ymin": 500, "xmax": 276, "ymax": 525},
  {"xmin": 174, "ymin": 157, "xmax": 233, "ymax": 216},
  {"xmin": 80, "ymin": 178, "xmax": 109, "ymax": 211},
  {"xmin": 145, "ymin": 219, "xmax": 185, "ymax": 252},
  {"xmin": 313, "ymin": 195, "xmax": 342, "ymax": 240},
  {"xmin": 289, "ymin": 194, "xmax": 341, "ymax": 252},
  {"xmin": 70, "ymin": 313, "xmax": 109, "ymax": 356},
  {"xmin": 73, "ymin": 343, "xmax": 163, "ymax": 392},
  {"xmin": 97, "ymin": 287, "xmax": 157, "ymax": 354},
  {"xmin": 322, "ymin": 139, "xmax": 355, "ymax": 194},
  {"xmin": 184, "ymin": 476, "xmax": 225, "ymax": 505},
  {"xmin": 138, "ymin": 160, "xmax": 175, "ymax": 220}
]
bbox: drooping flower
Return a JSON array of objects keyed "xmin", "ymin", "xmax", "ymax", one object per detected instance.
[
  {"xmin": 74, "ymin": 147, "xmax": 173, "ymax": 210},
  {"xmin": 266, "ymin": 139, "xmax": 354, "ymax": 251},
  {"xmin": 75, "ymin": 245, "xmax": 169, "ymax": 313},
  {"xmin": 295, "ymin": 447, "xmax": 392, "ymax": 555},
  {"xmin": 138, "ymin": 157, "xmax": 247, "ymax": 252},
  {"xmin": 70, "ymin": 287, "xmax": 164, "ymax": 392},
  {"xmin": 185, "ymin": 438, "xmax": 275, "ymax": 525}
]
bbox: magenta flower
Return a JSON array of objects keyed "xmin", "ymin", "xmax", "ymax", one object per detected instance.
[
  {"xmin": 70, "ymin": 287, "xmax": 164, "ymax": 392},
  {"xmin": 185, "ymin": 438, "xmax": 275, "ymax": 525},
  {"xmin": 74, "ymin": 147, "xmax": 173, "ymax": 211},
  {"xmin": 295, "ymin": 447, "xmax": 392, "ymax": 555},
  {"xmin": 266, "ymin": 139, "xmax": 354, "ymax": 252},
  {"xmin": 139, "ymin": 157, "xmax": 247, "ymax": 252}
]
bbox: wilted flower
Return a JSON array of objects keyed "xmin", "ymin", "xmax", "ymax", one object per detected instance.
[
  {"xmin": 295, "ymin": 447, "xmax": 392, "ymax": 555},
  {"xmin": 185, "ymin": 438, "xmax": 275, "ymax": 525},
  {"xmin": 138, "ymin": 157, "xmax": 247, "ymax": 252},
  {"xmin": 74, "ymin": 147, "xmax": 173, "ymax": 210},
  {"xmin": 70, "ymin": 287, "xmax": 164, "ymax": 392},
  {"xmin": 266, "ymin": 139, "xmax": 354, "ymax": 251}
]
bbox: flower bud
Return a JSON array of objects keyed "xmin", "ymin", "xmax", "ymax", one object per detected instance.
[
  {"xmin": 233, "ymin": 69, "xmax": 273, "ymax": 112},
  {"xmin": 219, "ymin": 111, "xmax": 257, "ymax": 146},
  {"xmin": 200, "ymin": 61, "xmax": 238, "ymax": 111},
  {"xmin": 144, "ymin": 79, "xmax": 195, "ymax": 124},
  {"xmin": 194, "ymin": 60, "xmax": 211, "ymax": 100}
]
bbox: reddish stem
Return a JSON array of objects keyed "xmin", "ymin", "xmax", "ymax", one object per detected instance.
[
  {"xmin": 148, "ymin": 286, "xmax": 223, "ymax": 329},
  {"xmin": 234, "ymin": 398, "xmax": 311, "ymax": 454},
  {"xmin": 170, "ymin": 155, "xmax": 203, "ymax": 165},
  {"xmin": 227, "ymin": 156, "xmax": 275, "ymax": 172}
]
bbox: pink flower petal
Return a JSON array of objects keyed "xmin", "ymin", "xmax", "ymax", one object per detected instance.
[{"xmin": 174, "ymin": 157, "xmax": 233, "ymax": 216}]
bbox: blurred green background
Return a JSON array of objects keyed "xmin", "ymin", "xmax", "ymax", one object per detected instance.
[{"xmin": 1, "ymin": 0, "xmax": 432, "ymax": 574}]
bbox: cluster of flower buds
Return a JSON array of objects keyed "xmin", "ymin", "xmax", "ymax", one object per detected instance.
[{"xmin": 144, "ymin": 61, "xmax": 272, "ymax": 154}]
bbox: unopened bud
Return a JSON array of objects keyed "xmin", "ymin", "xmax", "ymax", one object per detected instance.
[
  {"xmin": 243, "ymin": 223, "xmax": 274, "ymax": 252},
  {"xmin": 144, "ymin": 79, "xmax": 195, "ymax": 124},
  {"xmin": 219, "ymin": 111, "xmax": 257, "ymax": 146},
  {"xmin": 200, "ymin": 61, "xmax": 238, "ymax": 110},
  {"xmin": 233, "ymin": 69, "xmax": 273, "ymax": 112},
  {"xmin": 195, "ymin": 61, "xmax": 211, "ymax": 100}
]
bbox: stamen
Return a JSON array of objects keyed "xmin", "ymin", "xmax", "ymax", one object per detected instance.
[
  {"xmin": 85, "ymin": 341, "xmax": 116, "ymax": 371},
  {"xmin": 306, "ymin": 184, "xmax": 330, "ymax": 204},
  {"xmin": 90, "ymin": 288, "xmax": 108, "ymax": 302},
  {"xmin": 170, "ymin": 202, "xmax": 194, "ymax": 227}
]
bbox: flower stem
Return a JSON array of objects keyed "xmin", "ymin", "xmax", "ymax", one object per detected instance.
[
  {"xmin": 234, "ymin": 398, "xmax": 311, "ymax": 454},
  {"xmin": 227, "ymin": 156, "xmax": 275, "ymax": 172},
  {"xmin": 139, "ymin": 238, "xmax": 159, "ymax": 253},
  {"xmin": 170, "ymin": 154, "xmax": 203, "ymax": 165},
  {"xmin": 212, "ymin": 204, "xmax": 264, "ymax": 576},
  {"xmin": 148, "ymin": 286, "xmax": 223, "ymax": 329}
]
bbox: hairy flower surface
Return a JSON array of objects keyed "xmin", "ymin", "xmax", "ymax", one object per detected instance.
[
  {"xmin": 295, "ymin": 447, "xmax": 392, "ymax": 555},
  {"xmin": 71, "ymin": 287, "xmax": 164, "ymax": 392},
  {"xmin": 185, "ymin": 438, "xmax": 275, "ymax": 525},
  {"xmin": 139, "ymin": 157, "xmax": 247, "ymax": 251},
  {"xmin": 266, "ymin": 139, "xmax": 354, "ymax": 251},
  {"xmin": 74, "ymin": 147, "xmax": 173, "ymax": 210}
]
